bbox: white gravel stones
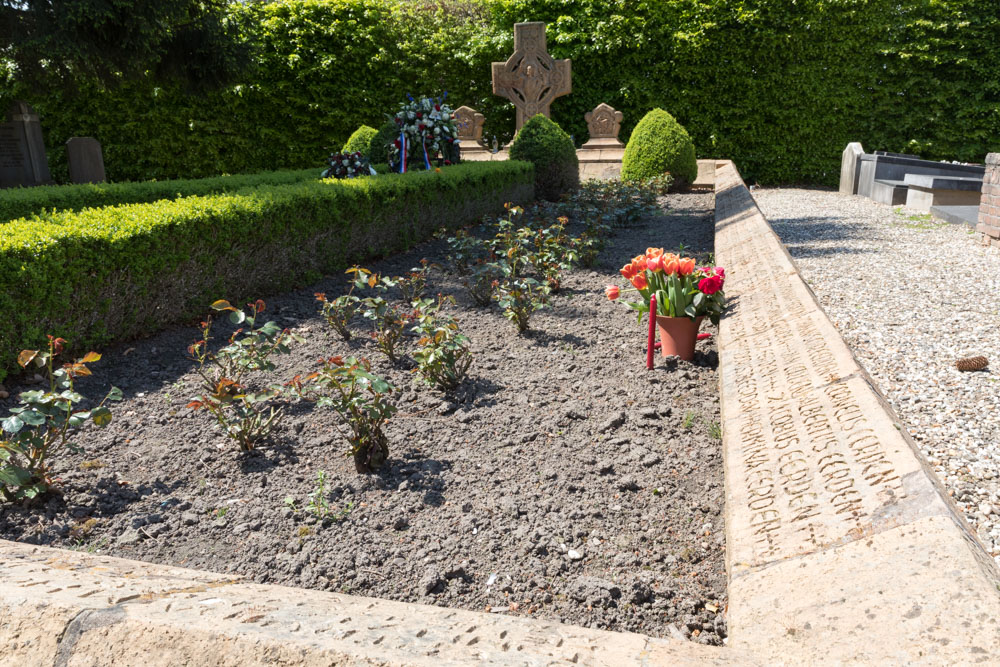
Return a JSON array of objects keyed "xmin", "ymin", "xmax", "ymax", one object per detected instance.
[{"xmin": 753, "ymin": 187, "xmax": 1000, "ymax": 565}]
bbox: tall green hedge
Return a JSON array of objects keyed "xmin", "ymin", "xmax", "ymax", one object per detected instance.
[
  {"xmin": 0, "ymin": 161, "xmax": 534, "ymax": 382},
  {"xmin": 5, "ymin": 0, "xmax": 998, "ymax": 186}
]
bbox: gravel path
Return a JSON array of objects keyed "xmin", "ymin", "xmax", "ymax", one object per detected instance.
[{"xmin": 753, "ymin": 187, "xmax": 1000, "ymax": 565}]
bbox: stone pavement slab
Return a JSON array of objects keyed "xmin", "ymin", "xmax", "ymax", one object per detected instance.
[
  {"xmin": 0, "ymin": 541, "xmax": 742, "ymax": 667},
  {"xmin": 715, "ymin": 159, "xmax": 1000, "ymax": 664}
]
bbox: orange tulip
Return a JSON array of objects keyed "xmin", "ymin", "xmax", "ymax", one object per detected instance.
[
  {"xmin": 646, "ymin": 247, "xmax": 664, "ymax": 260},
  {"xmin": 631, "ymin": 255, "xmax": 648, "ymax": 273},
  {"xmin": 647, "ymin": 254, "xmax": 664, "ymax": 272},
  {"xmin": 662, "ymin": 256, "xmax": 679, "ymax": 275},
  {"xmin": 678, "ymin": 257, "xmax": 696, "ymax": 275},
  {"xmin": 605, "ymin": 285, "xmax": 620, "ymax": 300},
  {"xmin": 630, "ymin": 273, "xmax": 648, "ymax": 290},
  {"xmin": 620, "ymin": 264, "xmax": 636, "ymax": 280}
]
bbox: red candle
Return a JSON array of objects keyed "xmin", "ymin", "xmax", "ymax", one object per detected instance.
[{"xmin": 646, "ymin": 294, "xmax": 656, "ymax": 370}]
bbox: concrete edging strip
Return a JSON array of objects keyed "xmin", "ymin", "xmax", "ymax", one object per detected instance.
[
  {"xmin": 714, "ymin": 160, "xmax": 1000, "ymax": 664},
  {"xmin": 0, "ymin": 542, "xmax": 741, "ymax": 666}
]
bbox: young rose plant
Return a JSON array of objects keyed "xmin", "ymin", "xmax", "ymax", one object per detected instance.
[
  {"xmin": 291, "ymin": 356, "xmax": 396, "ymax": 473},
  {"xmin": 607, "ymin": 248, "xmax": 726, "ymax": 324},
  {"xmin": 410, "ymin": 295, "xmax": 473, "ymax": 390},
  {"xmin": 397, "ymin": 259, "xmax": 435, "ymax": 303},
  {"xmin": 1, "ymin": 337, "xmax": 121, "ymax": 501},
  {"xmin": 462, "ymin": 259, "xmax": 500, "ymax": 306},
  {"xmin": 187, "ymin": 299, "xmax": 299, "ymax": 452},
  {"xmin": 494, "ymin": 275, "xmax": 550, "ymax": 333},
  {"xmin": 442, "ymin": 227, "xmax": 488, "ymax": 276},
  {"xmin": 316, "ymin": 291, "xmax": 361, "ymax": 341},
  {"xmin": 529, "ymin": 216, "xmax": 578, "ymax": 292},
  {"xmin": 348, "ymin": 266, "xmax": 412, "ymax": 363}
]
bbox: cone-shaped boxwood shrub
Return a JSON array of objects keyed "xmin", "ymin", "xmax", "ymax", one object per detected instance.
[
  {"xmin": 508, "ymin": 114, "xmax": 579, "ymax": 202},
  {"xmin": 342, "ymin": 125, "xmax": 379, "ymax": 162},
  {"xmin": 620, "ymin": 109, "xmax": 697, "ymax": 186},
  {"xmin": 370, "ymin": 121, "xmax": 399, "ymax": 166}
]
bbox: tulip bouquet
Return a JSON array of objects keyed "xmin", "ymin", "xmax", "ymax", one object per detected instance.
[
  {"xmin": 606, "ymin": 248, "xmax": 725, "ymax": 324},
  {"xmin": 390, "ymin": 94, "xmax": 461, "ymax": 172},
  {"xmin": 322, "ymin": 150, "xmax": 376, "ymax": 179}
]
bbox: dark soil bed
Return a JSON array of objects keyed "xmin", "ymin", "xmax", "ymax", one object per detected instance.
[{"xmin": 0, "ymin": 191, "xmax": 727, "ymax": 644}]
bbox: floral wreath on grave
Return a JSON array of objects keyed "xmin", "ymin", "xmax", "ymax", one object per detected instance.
[
  {"xmin": 322, "ymin": 150, "xmax": 377, "ymax": 179},
  {"xmin": 390, "ymin": 93, "xmax": 461, "ymax": 173}
]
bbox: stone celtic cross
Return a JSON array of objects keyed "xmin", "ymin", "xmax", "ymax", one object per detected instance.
[{"xmin": 491, "ymin": 22, "xmax": 571, "ymax": 131}]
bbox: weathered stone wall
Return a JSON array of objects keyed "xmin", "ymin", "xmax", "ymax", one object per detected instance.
[{"xmin": 978, "ymin": 153, "xmax": 1000, "ymax": 248}]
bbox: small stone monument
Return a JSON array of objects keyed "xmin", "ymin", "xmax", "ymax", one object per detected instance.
[
  {"xmin": 839, "ymin": 142, "xmax": 865, "ymax": 195},
  {"xmin": 66, "ymin": 137, "xmax": 106, "ymax": 184},
  {"xmin": 578, "ymin": 103, "xmax": 625, "ymax": 180},
  {"xmin": 453, "ymin": 106, "xmax": 490, "ymax": 160},
  {"xmin": 491, "ymin": 22, "xmax": 571, "ymax": 132},
  {"xmin": 581, "ymin": 103, "xmax": 624, "ymax": 150},
  {"xmin": 0, "ymin": 101, "xmax": 51, "ymax": 188}
]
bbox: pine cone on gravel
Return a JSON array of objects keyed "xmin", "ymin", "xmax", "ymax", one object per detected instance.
[{"xmin": 955, "ymin": 356, "xmax": 989, "ymax": 372}]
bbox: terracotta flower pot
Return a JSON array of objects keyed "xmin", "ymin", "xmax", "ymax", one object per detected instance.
[{"xmin": 655, "ymin": 315, "xmax": 704, "ymax": 361}]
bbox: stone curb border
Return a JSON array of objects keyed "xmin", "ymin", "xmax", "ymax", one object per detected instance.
[
  {"xmin": 2, "ymin": 161, "xmax": 997, "ymax": 666},
  {"xmin": 0, "ymin": 542, "xmax": 743, "ymax": 666},
  {"xmin": 714, "ymin": 160, "xmax": 1000, "ymax": 664}
]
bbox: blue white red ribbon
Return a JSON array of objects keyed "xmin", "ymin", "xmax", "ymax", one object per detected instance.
[
  {"xmin": 422, "ymin": 135, "xmax": 432, "ymax": 170},
  {"xmin": 399, "ymin": 130, "xmax": 407, "ymax": 174}
]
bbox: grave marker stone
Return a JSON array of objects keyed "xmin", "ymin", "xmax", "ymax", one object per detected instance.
[
  {"xmin": 581, "ymin": 103, "xmax": 624, "ymax": 149},
  {"xmin": 0, "ymin": 101, "xmax": 51, "ymax": 188},
  {"xmin": 66, "ymin": 137, "xmax": 106, "ymax": 184},
  {"xmin": 838, "ymin": 142, "xmax": 864, "ymax": 195},
  {"xmin": 491, "ymin": 22, "xmax": 571, "ymax": 131},
  {"xmin": 578, "ymin": 103, "xmax": 625, "ymax": 180}
]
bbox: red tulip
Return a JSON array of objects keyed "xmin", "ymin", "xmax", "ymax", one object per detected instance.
[{"xmin": 605, "ymin": 285, "xmax": 620, "ymax": 301}]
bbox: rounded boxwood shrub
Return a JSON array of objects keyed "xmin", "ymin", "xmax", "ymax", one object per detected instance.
[
  {"xmin": 342, "ymin": 125, "xmax": 379, "ymax": 161},
  {"xmin": 620, "ymin": 109, "xmax": 697, "ymax": 186},
  {"xmin": 508, "ymin": 114, "xmax": 579, "ymax": 201}
]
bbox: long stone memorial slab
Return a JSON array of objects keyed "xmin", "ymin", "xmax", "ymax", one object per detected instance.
[{"xmin": 715, "ymin": 159, "xmax": 1000, "ymax": 663}]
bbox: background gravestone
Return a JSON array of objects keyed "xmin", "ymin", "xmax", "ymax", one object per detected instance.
[
  {"xmin": 0, "ymin": 101, "xmax": 51, "ymax": 188},
  {"xmin": 838, "ymin": 142, "xmax": 864, "ymax": 195},
  {"xmin": 66, "ymin": 137, "xmax": 106, "ymax": 184}
]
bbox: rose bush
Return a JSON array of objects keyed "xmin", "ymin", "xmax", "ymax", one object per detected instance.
[{"xmin": 608, "ymin": 247, "xmax": 725, "ymax": 324}]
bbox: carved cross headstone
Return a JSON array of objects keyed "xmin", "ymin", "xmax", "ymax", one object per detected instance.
[{"xmin": 491, "ymin": 22, "xmax": 571, "ymax": 131}]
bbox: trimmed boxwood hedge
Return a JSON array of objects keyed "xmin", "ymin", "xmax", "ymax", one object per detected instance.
[
  {"xmin": 508, "ymin": 114, "xmax": 579, "ymax": 201},
  {"xmin": 0, "ymin": 161, "xmax": 534, "ymax": 382},
  {"xmin": 620, "ymin": 109, "xmax": 697, "ymax": 185},
  {"xmin": 342, "ymin": 125, "xmax": 379, "ymax": 161},
  {"xmin": 0, "ymin": 168, "xmax": 320, "ymax": 224}
]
